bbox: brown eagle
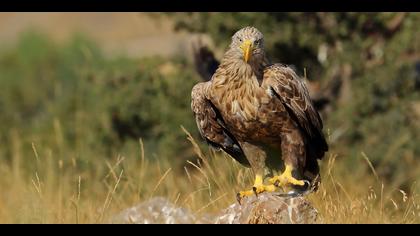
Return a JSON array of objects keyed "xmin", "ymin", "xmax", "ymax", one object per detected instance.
[{"xmin": 191, "ymin": 27, "xmax": 328, "ymax": 200}]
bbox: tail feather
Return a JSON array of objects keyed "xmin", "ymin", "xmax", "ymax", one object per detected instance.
[{"xmin": 303, "ymin": 134, "xmax": 328, "ymax": 190}]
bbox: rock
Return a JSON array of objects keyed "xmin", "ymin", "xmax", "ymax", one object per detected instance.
[
  {"xmin": 110, "ymin": 197, "xmax": 211, "ymax": 224},
  {"xmin": 111, "ymin": 193, "xmax": 321, "ymax": 224},
  {"xmin": 215, "ymin": 192, "xmax": 321, "ymax": 224}
]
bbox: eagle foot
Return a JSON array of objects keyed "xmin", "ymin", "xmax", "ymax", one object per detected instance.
[
  {"xmin": 269, "ymin": 176, "xmax": 307, "ymax": 188},
  {"xmin": 236, "ymin": 174, "xmax": 277, "ymax": 204},
  {"xmin": 236, "ymin": 184, "xmax": 277, "ymax": 204},
  {"xmin": 268, "ymin": 165, "xmax": 307, "ymax": 188}
]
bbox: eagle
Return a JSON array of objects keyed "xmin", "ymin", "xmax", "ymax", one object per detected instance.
[{"xmin": 191, "ymin": 27, "xmax": 328, "ymax": 201}]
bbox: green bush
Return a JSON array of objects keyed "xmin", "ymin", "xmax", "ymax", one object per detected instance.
[{"xmin": 0, "ymin": 31, "xmax": 201, "ymax": 174}]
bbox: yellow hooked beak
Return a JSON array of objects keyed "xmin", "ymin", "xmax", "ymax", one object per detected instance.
[{"xmin": 240, "ymin": 40, "xmax": 253, "ymax": 63}]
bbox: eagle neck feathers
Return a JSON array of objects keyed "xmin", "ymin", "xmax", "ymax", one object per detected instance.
[{"xmin": 210, "ymin": 54, "xmax": 269, "ymax": 121}]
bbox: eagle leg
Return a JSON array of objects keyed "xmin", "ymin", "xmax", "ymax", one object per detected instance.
[
  {"xmin": 236, "ymin": 174, "xmax": 277, "ymax": 203},
  {"xmin": 268, "ymin": 165, "xmax": 308, "ymax": 190}
]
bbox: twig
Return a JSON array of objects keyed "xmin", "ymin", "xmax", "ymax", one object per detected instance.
[
  {"xmin": 361, "ymin": 152, "xmax": 380, "ymax": 183},
  {"xmin": 151, "ymin": 168, "xmax": 172, "ymax": 197},
  {"xmin": 32, "ymin": 142, "xmax": 40, "ymax": 162},
  {"xmin": 98, "ymin": 170, "xmax": 124, "ymax": 223},
  {"xmin": 195, "ymin": 193, "xmax": 227, "ymax": 214}
]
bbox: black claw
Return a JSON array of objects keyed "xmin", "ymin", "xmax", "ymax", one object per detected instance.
[
  {"xmin": 236, "ymin": 193, "xmax": 242, "ymax": 205},
  {"xmin": 274, "ymin": 180, "xmax": 280, "ymax": 187},
  {"xmin": 302, "ymin": 180, "xmax": 311, "ymax": 190},
  {"xmin": 252, "ymin": 186, "xmax": 259, "ymax": 197}
]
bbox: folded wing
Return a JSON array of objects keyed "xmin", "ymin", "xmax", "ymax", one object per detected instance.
[
  {"xmin": 191, "ymin": 82, "xmax": 250, "ymax": 166},
  {"xmin": 263, "ymin": 64, "xmax": 328, "ymax": 160}
]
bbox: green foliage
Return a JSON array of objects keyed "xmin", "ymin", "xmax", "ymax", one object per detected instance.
[{"xmin": 0, "ymin": 31, "xmax": 200, "ymax": 174}]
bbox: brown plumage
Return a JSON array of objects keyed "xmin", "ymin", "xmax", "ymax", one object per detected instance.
[{"xmin": 191, "ymin": 27, "xmax": 328, "ymax": 197}]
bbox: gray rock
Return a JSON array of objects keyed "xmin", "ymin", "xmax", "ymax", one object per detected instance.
[
  {"xmin": 111, "ymin": 193, "xmax": 321, "ymax": 224},
  {"xmin": 111, "ymin": 197, "xmax": 204, "ymax": 224},
  {"xmin": 215, "ymin": 192, "xmax": 321, "ymax": 224}
]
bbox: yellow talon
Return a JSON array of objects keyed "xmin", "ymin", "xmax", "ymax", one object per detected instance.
[
  {"xmin": 253, "ymin": 184, "xmax": 277, "ymax": 194},
  {"xmin": 237, "ymin": 174, "xmax": 277, "ymax": 203},
  {"xmin": 269, "ymin": 165, "xmax": 305, "ymax": 187}
]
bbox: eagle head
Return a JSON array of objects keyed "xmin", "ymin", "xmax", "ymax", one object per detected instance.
[{"xmin": 229, "ymin": 26, "xmax": 265, "ymax": 65}]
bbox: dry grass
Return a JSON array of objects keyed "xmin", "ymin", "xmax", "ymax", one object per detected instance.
[{"xmin": 0, "ymin": 128, "xmax": 418, "ymax": 224}]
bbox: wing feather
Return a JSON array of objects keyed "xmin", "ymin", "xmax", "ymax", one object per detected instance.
[
  {"xmin": 191, "ymin": 82, "xmax": 250, "ymax": 166},
  {"xmin": 263, "ymin": 64, "xmax": 328, "ymax": 159}
]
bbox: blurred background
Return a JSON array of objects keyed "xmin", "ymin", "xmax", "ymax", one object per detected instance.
[{"xmin": 0, "ymin": 13, "xmax": 419, "ymax": 223}]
